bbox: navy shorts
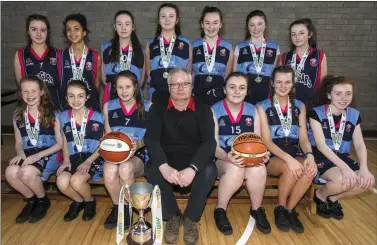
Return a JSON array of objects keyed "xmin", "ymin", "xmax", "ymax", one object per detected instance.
[
  {"xmin": 315, "ymin": 153, "xmax": 359, "ymax": 176},
  {"xmin": 64, "ymin": 153, "xmax": 103, "ymax": 178},
  {"xmin": 134, "ymin": 146, "xmax": 149, "ymax": 164}
]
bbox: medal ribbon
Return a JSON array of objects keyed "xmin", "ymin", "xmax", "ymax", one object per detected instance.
[
  {"xmin": 119, "ymin": 45, "xmax": 133, "ymax": 71},
  {"xmin": 273, "ymin": 95, "xmax": 292, "ymax": 137},
  {"xmin": 249, "ymin": 39, "xmax": 266, "ymax": 75},
  {"xmin": 70, "ymin": 108, "xmax": 89, "ymax": 152},
  {"xmin": 69, "ymin": 45, "xmax": 88, "ymax": 80},
  {"xmin": 24, "ymin": 106, "xmax": 40, "ymax": 146},
  {"xmin": 327, "ymin": 105, "xmax": 346, "ymax": 151},
  {"xmin": 291, "ymin": 47, "xmax": 309, "ymax": 83},
  {"xmin": 159, "ymin": 35, "xmax": 176, "ymax": 68},
  {"xmin": 202, "ymin": 38, "xmax": 217, "ymax": 73}
]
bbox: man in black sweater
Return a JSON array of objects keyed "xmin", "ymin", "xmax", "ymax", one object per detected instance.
[{"xmin": 144, "ymin": 68, "xmax": 217, "ymax": 245}]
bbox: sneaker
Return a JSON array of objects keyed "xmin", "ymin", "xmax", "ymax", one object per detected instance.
[
  {"xmin": 64, "ymin": 201, "xmax": 84, "ymax": 221},
  {"xmin": 183, "ymin": 215, "xmax": 199, "ymax": 245},
  {"xmin": 104, "ymin": 204, "xmax": 130, "ymax": 229},
  {"xmin": 82, "ymin": 198, "xmax": 96, "ymax": 221},
  {"xmin": 287, "ymin": 210, "xmax": 304, "ymax": 233},
  {"xmin": 164, "ymin": 212, "xmax": 182, "ymax": 244},
  {"xmin": 29, "ymin": 196, "xmax": 51, "ymax": 223},
  {"xmin": 327, "ymin": 199, "xmax": 344, "ymax": 220},
  {"xmin": 273, "ymin": 206, "xmax": 290, "ymax": 232},
  {"xmin": 314, "ymin": 191, "xmax": 331, "ymax": 219},
  {"xmin": 214, "ymin": 208, "xmax": 233, "ymax": 235},
  {"xmin": 250, "ymin": 207, "xmax": 271, "ymax": 234},
  {"xmin": 16, "ymin": 196, "xmax": 37, "ymax": 223}
]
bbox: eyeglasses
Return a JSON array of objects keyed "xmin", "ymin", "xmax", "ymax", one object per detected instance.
[{"xmin": 168, "ymin": 82, "xmax": 192, "ymax": 89}]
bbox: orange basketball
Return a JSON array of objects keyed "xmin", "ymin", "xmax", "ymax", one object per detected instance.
[
  {"xmin": 99, "ymin": 131, "xmax": 133, "ymax": 164},
  {"xmin": 231, "ymin": 132, "xmax": 267, "ymax": 166}
]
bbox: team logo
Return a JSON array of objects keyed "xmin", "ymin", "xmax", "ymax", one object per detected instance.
[
  {"xmin": 196, "ymin": 49, "xmax": 202, "ymax": 55},
  {"xmin": 65, "ymin": 126, "xmax": 71, "ymax": 133},
  {"xmin": 266, "ymin": 49, "xmax": 274, "ymax": 57},
  {"xmin": 85, "ymin": 61, "xmax": 93, "ymax": 71},
  {"xmin": 287, "ymin": 60, "xmax": 292, "ymax": 66},
  {"xmin": 245, "ymin": 117, "xmax": 253, "ymax": 126},
  {"xmin": 242, "ymin": 49, "xmax": 248, "ymax": 55},
  {"xmin": 310, "ymin": 58, "xmax": 317, "ymax": 67},
  {"xmin": 220, "ymin": 49, "xmax": 226, "ymax": 56},
  {"xmin": 178, "ymin": 42, "xmax": 184, "ymax": 50},
  {"xmin": 346, "ymin": 123, "xmax": 351, "ymax": 132},
  {"xmin": 92, "ymin": 123, "xmax": 99, "ymax": 132},
  {"xmin": 37, "ymin": 71, "xmax": 54, "ymax": 85},
  {"xmin": 322, "ymin": 122, "xmax": 327, "ymax": 129},
  {"xmin": 269, "ymin": 110, "xmax": 274, "ymax": 117},
  {"xmin": 64, "ymin": 60, "xmax": 70, "ymax": 68},
  {"xmin": 317, "ymin": 162, "xmax": 324, "ymax": 168},
  {"xmin": 153, "ymin": 45, "xmax": 159, "ymax": 50},
  {"xmin": 50, "ymin": 58, "xmax": 57, "ymax": 65},
  {"xmin": 25, "ymin": 58, "xmax": 34, "ymax": 66},
  {"xmin": 112, "ymin": 112, "xmax": 118, "ymax": 119},
  {"xmin": 19, "ymin": 123, "xmax": 25, "ymax": 128},
  {"xmin": 219, "ymin": 119, "xmax": 226, "ymax": 127}
]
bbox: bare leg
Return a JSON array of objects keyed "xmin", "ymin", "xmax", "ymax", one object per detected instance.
[
  {"xmin": 119, "ymin": 157, "xmax": 145, "ymax": 201},
  {"xmin": 103, "ymin": 162, "xmax": 121, "ymax": 204},
  {"xmin": 316, "ymin": 167, "xmax": 350, "ymax": 202},
  {"xmin": 56, "ymin": 172, "xmax": 83, "ymax": 202},
  {"xmin": 328, "ymin": 171, "xmax": 367, "ymax": 201},
  {"xmin": 19, "ymin": 165, "xmax": 46, "ymax": 198},
  {"xmin": 5, "ymin": 165, "xmax": 34, "ymax": 198},
  {"xmin": 70, "ymin": 172, "xmax": 92, "ymax": 202},
  {"xmin": 245, "ymin": 164, "xmax": 267, "ymax": 210}
]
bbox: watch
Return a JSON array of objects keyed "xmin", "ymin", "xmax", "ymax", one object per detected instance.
[{"xmin": 189, "ymin": 164, "xmax": 198, "ymax": 173}]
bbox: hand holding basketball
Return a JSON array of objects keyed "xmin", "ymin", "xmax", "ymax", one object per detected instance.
[{"xmin": 227, "ymin": 151, "xmax": 245, "ymax": 168}]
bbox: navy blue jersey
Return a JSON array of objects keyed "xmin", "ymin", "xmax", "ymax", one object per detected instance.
[
  {"xmin": 308, "ymin": 105, "xmax": 359, "ymax": 155},
  {"xmin": 212, "ymin": 100, "xmax": 257, "ymax": 153},
  {"xmin": 258, "ymin": 98, "xmax": 303, "ymax": 156},
  {"xmin": 192, "ymin": 37, "xmax": 232, "ymax": 106},
  {"xmin": 18, "ymin": 46, "xmax": 62, "ymax": 110},
  {"xmin": 147, "ymin": 35, "xmax": 190, "ymax": 101},
  {"xmin": 58, "ymin": 47, "xmax": 101, "ymax": 111},
  {"xmin": 235, "ymin": 40, "xmax": 280, "ymax": 104},
  {"xmin": 281, "ymin": 48, "xmax": 325, "ymax": 110},
  {"xmin": 101, "ymin": 41, "xmax": 145, "ymax": 104},
  {"xmin": 59, "ymin": 109, "xmax": 105, "ymax": 157},
  {"xmin": 107, "ymin": 99, "xmax": 151, "ymax": 142}
]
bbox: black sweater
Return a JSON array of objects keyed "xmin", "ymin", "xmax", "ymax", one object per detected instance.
[{"xmin": 144, "ymin": 97, "xmax": 216, "ymax": 172}]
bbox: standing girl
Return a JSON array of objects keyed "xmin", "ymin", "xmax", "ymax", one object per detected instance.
[
  {"xmin": 309, "ymin": 75, "xmax": 374, "ymax": 219},
  {"xmin": 258, "ymin": 66, "xmax": 317, "ymax": 233},
  {"xmin": 56, "ymin": 80, "xmax": 105, "ymax": 222},
  {"xmin": 145, "ymin": 3, "xmax": 192, "ymax": 102},
  {"xmin": 102, "ymin": 71, "xmax": 151, "ymax": 229},
  {"xmin": 281, "ymin": 18, "xmax": 328, "ymax": 111},
  {"xmin": 212, "ymin": 72, "xmax": 271, "ymax": 235},
  {"xmin": 191, "ymin": 6, "xmax": 233, "ymax": 106},
  {"xmin": 101, "ymin": 10, "xmax": 145, "ymax": 105},
  {"xmin": 233, "ymin": 10, "xmax": 280, "ymax": 105},
  {"xmin": 5, "ymin": 75, "xmax": 62, "ymax": 223},
  {"xmin": 14, "ymin": 14, "xmax": 62, "ymax": 110},
  {"xmin": 58, "ymin": 13, "xmax": 101, "ymax": 111}
]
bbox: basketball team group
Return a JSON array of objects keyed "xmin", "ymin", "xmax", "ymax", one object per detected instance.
[{"xmin": 5, "ymin": 3, "xmax": 375, "ymax": 245}]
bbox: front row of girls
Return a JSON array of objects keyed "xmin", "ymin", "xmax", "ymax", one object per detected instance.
[
  {"xmin": 16, "ymin": 4, "xmax": 327, "ymax": 114},
  {"xmin": 6, "ymin": 67, "xmax": 374, "ymax": 234}
]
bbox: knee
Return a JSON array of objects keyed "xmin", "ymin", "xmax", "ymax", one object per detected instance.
[
  {"xmin": 70, "ymin": 175, "xmax": 86, "ymax": 190},
  {"xmin": 119, "ymin": 163, "xmax": 135, "ymax": 181},
  {"xmin": 56, "ymin": 175, "xmax": 71, "ymax": 192},
  {"xmin": 245, "ymin": 165, "xmax": 267, "ymax": 181},
  {"xmin": 103, "ymin": 165, "xmax": 119, "ymax": 184},
  {"xmin": 302, "ymin": 168, "xmax": 317, "ymax": 182},
  {"xmin": 198, "ymin": 163, "xmax": 217, "ymax": 182},
  {"xmin": 19, "ymin": 166, "xmax": 39, "ymax": 183},
  {"xmin": 5, "ymin": 166, "xmax": 21, "ymax": 182}
]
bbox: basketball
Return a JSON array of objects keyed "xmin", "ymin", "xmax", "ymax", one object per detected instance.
[
  {"xmin": 231, "ymin": 132, "xmax": 267, "ymax": 166},
  {"xmin": 99, "ymin": 131, "xmax": 133, "ymax": 164}
]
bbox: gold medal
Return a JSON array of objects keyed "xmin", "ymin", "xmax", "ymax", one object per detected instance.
[
  {"xmin": 163, "ymin": 72, "xmax": 169, "ymax": 79},
  {"xmin": 255, "ymin": 76, "xmax": 262, "ymax": 83},
  {"xmin": 206, "ymin": 76, "xmax": 212, "ymax": 82}
]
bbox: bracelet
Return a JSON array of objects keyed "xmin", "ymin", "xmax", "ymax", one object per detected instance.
[
  {"xmin": 305, "ymin": 152, "xmax": 314, "ymax": 158},
  {"xmin": 189, "ymin": 164, "xmax": 199, "ymax": 173}
]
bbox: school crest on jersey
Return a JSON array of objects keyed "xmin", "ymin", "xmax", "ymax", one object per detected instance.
[
  {"xmin": 112, "ymin": 112, "xmax": 118, "ymax": 119},
  {"xmin": 50, "ymin": 58, "xmax": 57, "ymax": 65},
  {"xmin": 65, "ymin": 126, "xmax": 71, "ymax": 133},
  {"xmin": 220, "ymin": 49, "xmax": 226, "ymax": 56},
  {"xmin": 242, "ymin": 48, "xmax": 248, "ymax": 55},
  {"xmin": 64, "ymin": 60, "xmax": 70, "ymax": 68},
  {"xmin": 310, "ymin": 58, "xmax": 317, "ymax": 67},
  {"xmin": 219, "ymin": 119, "xmax": 226, "ymax": 127},
  {"xmin": 92, "ymin": 123, "xmax": 99, "ymax": 132},
  {"xmin": 245, "ymin": 117, "xmax": 253, "ymax": 126},
  {"xmin": 25, "ymin": 58, "xmax": 34, "ymax": 66},
  {"xmin": 196, "ymin": 49, "xmax": 202, "ymax": 55},
  {"xmin": 266, "ymin": 49, "xmax": 274, "ymax": 57},
  {"xmin": 85, "ymin": 61, "xmax": 93, "ymax": 71},
  {"xmin": 322, "ymin": 121, "xmax": 327, "ymax": 130},
  {"xmin": 269, "ymin": 110, "xmax": 274, "ymax": 117},
  {"xmin": 317, "ymin": 162, "xmax": 324, "ymax": 168},
  {"xmin": 346, "ymin": 123, "xmax": 351, "ymax": 132},
  {"xmin": 178, "ymin": 42, "xmax": 184, "ymax": 50}
]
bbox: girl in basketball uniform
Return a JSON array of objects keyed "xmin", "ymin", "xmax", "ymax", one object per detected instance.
[
  {"xmin": 281, "ymin": 18, "xmax": 328, "ymax": 111},
  {"xmin": 308, "ymin": 75, "xmax": 374, "ymax": 220},
  {"xmin": 14, "ymin": 14, "xmax": 62, "ymax": 110},
  {"xmin": 257, "ymin": 66, "xmax": 317, "ymax": 233},
  {"xmin": 5, "ymin": 75, "xmax": 62, "ymax": 223},
  {"xmin": 212, "ymin": 72, "xmax": 271, "ymax": 235},
  {"xmin": 191, "ymin": 6, "xmax": 233, "ymax": 106},
  {"xmin": 233, "ymin": 10, "xmax": 280, "ymax": 105},
  {"xmin": 102, "ymin": 71, "xmax": 151, "ymax": 229},
  {"xmin": 145, "ymin": 3, "xmax": 192, "ymax": 102},
  {"xmin": 58, "ymin": 13, "xmax": 102, "ymax": 111},
  {"xmin": 56, "ymin": 80, "xmax": 105, "ymax": 222},
  {"xmin": 101, "ymin": 10, "xmax": 145, "ymax": 105}
]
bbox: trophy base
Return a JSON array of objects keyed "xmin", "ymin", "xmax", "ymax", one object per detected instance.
[{"xmin": 126, "ymin": 234, "xmax": 153, "ymax": 245}]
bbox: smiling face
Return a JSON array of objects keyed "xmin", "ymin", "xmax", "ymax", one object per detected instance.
[
  {"xmin": 66, "ymin": 85, "xmax": 88, "ymax": 111},
  {"xmin": 66, "ymin": 20, "xmax": 86, "ymax": 44},
  {"xmin": 225, "ymin": 76, "xmax": 248, "ymax": 104},
  {"xmin": 21, "ymin": 81, "xmax": 44, "ymax": 107},
  {"xmin": 115, "ymin": 14, "xmax": 134, "ymax": 40},
  {"xmin": 248, "ymin": 16, "xmax": 266, "ymax": 40},
  {"xmin": 201, "ymin": 12, "xmax": 222, "ymax": 39},
  {"xmin": 116, "ymin": 76, "xmax": 135, "ymax": 103},
  {"xmin": 290, "ymin": 23, "xmax": 312, "ymax": 48},
  {"xmin": 328, "ymin": 84, "xmax": 353, "ymax": 111},
  {"xmin": 272, "ymin": 72, "xmax": 294, "ymax": 98},
  {"xmin": 28, "ymin": 20, "xmax": 48, "ymax": 45},
  {"xmin": 159, "ymin": 7, "xmax": 178, "ymax": 32}
]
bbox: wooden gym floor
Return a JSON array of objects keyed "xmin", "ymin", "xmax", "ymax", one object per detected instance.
[{"xmin": 1, "ymin": 135, "xmax": 376, "ymax": 245}]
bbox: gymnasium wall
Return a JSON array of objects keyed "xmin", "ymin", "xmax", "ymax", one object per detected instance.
[{"xmin": 1, "ymin": 1, "xmax": 377, "ymax": 130}]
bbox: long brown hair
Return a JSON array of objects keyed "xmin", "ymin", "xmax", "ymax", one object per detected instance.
[
  {"xmin": 115, "ymin": 70, "xmax": 145, "ymax": 125},
  {"xmin": 315, "ymin": 75, "xmax": 355, "ymax": 106},
  {"xmin": 14, "ymin": 75, "xmax": 55, "ymax": 128}
]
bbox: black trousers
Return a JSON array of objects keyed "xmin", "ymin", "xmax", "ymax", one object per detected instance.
[{"xmin": 145, "ymin": 161, "xmax": 217, "ymax": 222}]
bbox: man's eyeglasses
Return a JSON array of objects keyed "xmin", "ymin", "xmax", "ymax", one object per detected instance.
[{"xmin": 168, "ymin": 82, "xmax": 192, "ymax": 89}]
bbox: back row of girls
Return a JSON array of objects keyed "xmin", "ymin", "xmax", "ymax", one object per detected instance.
[{"xmin": 14, "ymin": 4, "xmax": 327, "ymax": 112}]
